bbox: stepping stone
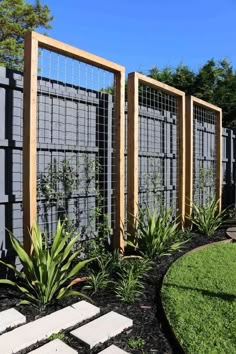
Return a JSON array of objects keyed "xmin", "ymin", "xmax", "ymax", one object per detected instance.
[
  {"xmin": 0, "ymin": 308, "xmax": 26, "ymax": 333},
  {"xmin": 28, "ymin": 339, "xmax": 77, "ymax": 353},
  {"xmin": 71, "ymin": 311, "xmax": 133, "ymax": 349},
  {"xmin": 226, "ymin": 227, "xmax": 236, "ymax": 239},
  {"xmin": 0, "ymin": 301, "xmax": 99, "ymax": 354},
  {"xmin": 98, "ymin": 345, "xmax": 129, "ymax": 353}
]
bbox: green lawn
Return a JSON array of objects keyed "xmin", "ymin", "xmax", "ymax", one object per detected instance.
[{"xmin": 161, "ymin": 242, "xmax": 236, "ymax": 354}]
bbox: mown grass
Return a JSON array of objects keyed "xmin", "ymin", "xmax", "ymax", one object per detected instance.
[{"xmin": 161, "ymin": 242, "xmax": 236, "ymax": 354}]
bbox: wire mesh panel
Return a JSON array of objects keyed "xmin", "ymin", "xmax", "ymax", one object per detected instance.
[
  {"xmin": 193, "ymin": 104, "xmax": 217, "ymax": 205},
  {"xmin": 36, "ymin": 51, "xmax": 114, "ymax": 242},
  {"xmin": 138, "ymin": 87, "xmax": 180, "ymax": 212},
  {"xmin": 127, "ymin": 73, "xmax": 185, "ymax": 233},
  {"xmin": 185, "ymin": 96, "xmax": 222, "ymax": 214},
  {"xmin": 23, "ymin": 32, "xmax": 125, "ymax": 253}
]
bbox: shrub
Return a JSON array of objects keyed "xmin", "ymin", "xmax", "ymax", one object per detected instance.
[
  {"xmin": 0, "ymin": 221, "xmax": 92, "ymax": 311},
  {"xmin": 128, "ymin": 336, "xmax": 145, "ymax": 349},
  {"xmin": 128, "ymin": 207, "xmax": 187, "ymax": 259},
  {"xmin": 83, "ymin": 270, "xmax": 110, "ymax": 295},
  {"xmin": 120, "ymin": 256, "xmax": 153, "ymax": 278},
  {"xmin": 189, "ymin": 198, "xmax": 227, "ymax": 237},
  {"xmin": 114, "ymin": 263, "xmax": 144, "ymax": 304}
]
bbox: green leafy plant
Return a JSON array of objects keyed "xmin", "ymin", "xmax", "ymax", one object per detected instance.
[
  {"xmin": 181, "ymin": 227, "xmax": 192, "ymax": 239},
  {"xmin": 120, "ymin": 256, "xmax": 153, "ymax": 278},
  {"xmin": 49, "ymin": 332, "xmax": 65, "ymax": 341},
  {"xmin": 0, "ymin": 221, "xmax": 93, "ymax": 310},
  {"xmin": 189, "ymin": 198, "xmax": 227, "ymax": 237},
  {"xmin": 128, "ymin": 208, "xmax": 187, "ymax": 260},
  {"xmin": 37, "ymin": 159, "xmax": 79, "ymax": 237},
  {"xmin": 128, "ymin": 336, "xmax": 145, "ymax": 349},
  {"xmin": 114, "ymin": 265, "xmax": 144, "ymax": 304},
  {"xmin": 83, "ymin": 270, "xmax": 110, "ymax": 295},
  {"xmin": 194, "ymin": 166, "xmax": 216, "ymax": 206},
  {"xmin": 143, "ymin": 159, "xmax": 163, "ymax": 209},
  {"xmin": 107, "ymin": 250, "xmax": 123, "ymax": 275},
  {"xmin": 37, "ymin": 156, "xmax": 105, "ymax": 240},
  {"xmin": 84, "ymin": 213, "xmax": 111, "ymax": 260},
  {"xmin": 83, "ymin": 251, "xmax": 122, "ymax": 295}
]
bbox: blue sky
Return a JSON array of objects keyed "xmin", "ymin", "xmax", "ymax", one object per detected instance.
[{"xmin": 38, "ymin": 0, "xmax": 236, "ymax": 74}]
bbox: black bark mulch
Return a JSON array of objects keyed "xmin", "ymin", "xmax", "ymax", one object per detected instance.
[{"xmin": 0, "ymin": 227, "xmax": 230, "ymax": 354}]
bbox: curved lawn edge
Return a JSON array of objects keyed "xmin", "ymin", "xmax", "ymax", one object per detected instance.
[{"xmin": 160, "ymin": 239, "xmax": 233, "ymax": 354}]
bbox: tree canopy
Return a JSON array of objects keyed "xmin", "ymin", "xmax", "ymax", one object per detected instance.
[
  {"xmin": 0, "ymin": 0, "xmax": 53, "ymax": 70},
  {"xmin": 148, "ymin": 59, "xmax": 236, "ymax": 127}
]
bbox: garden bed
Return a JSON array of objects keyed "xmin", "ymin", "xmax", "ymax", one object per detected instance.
[{"xmin": 0, "ymin": 227, "xmax": 228, "ymax": 354}]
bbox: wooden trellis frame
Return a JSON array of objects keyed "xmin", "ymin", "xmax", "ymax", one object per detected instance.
[
  {"xmin": 23, "ymin": 31, "xmax": 125, "ymax": 254},
  {"xmin": 185, "ymin": 96, "xmax": 222, "ymax": 217},
  {"xmin": 127, "ymin": 72, "xmax": 186, "ymax": 237}
]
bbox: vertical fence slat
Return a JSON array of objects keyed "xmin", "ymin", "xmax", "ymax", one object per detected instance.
[
  {"xmin": 233, "ymin": 129, "xmax": 236, "ymax": 208},
  {"xmin": 230, "ymin": 129, "xmax": 236, "ymax": 207},
  {"xmin": 223, "ymin": 128, "xmax": 234, "ymax": 208}
]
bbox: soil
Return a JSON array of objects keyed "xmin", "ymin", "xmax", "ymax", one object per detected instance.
[{"xmin": 0, "ymin": 227, "xmax": 230, "ymax": 354}]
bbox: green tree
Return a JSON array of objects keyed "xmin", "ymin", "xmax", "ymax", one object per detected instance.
[
  {"xmin": 148, "ymin": 64, "xmax": 195, "ymax": 93},
  {"xmin": 194, "ymin": 59, "xmax": 218, "ymax": 102},
  {"xmin": 148, "ymin": 59, "xmax": 236, "ymax": 126},
  {"xmin": 0, "ymin": 0, "xmax": 53, "ymax": 70},
  {"xmin": 212, "ymin": 59, "xmax": 236, "ymax": 126},
  {"xmin": 149, "ymin": 66, "xmax": 175, "ymax": 86},
  {"xmin": 172, "ymin": 64, "xmax": 195, "ymax": 94}
]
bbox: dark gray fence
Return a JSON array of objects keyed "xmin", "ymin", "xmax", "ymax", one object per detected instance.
[
  {"xmin": 0, "ymin": 67, "xmax": 235, "ymax": 259},
  {"xmin": 0, "ymin": 68, "xmax": 24, "ymax": 259},
  {"xmin": 0, "ymin": 67, "xmax": 114, "ymax": 259},
  {"xmin": 222, "ymin": 128, "xmax": 235, "ymax": 208}
]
